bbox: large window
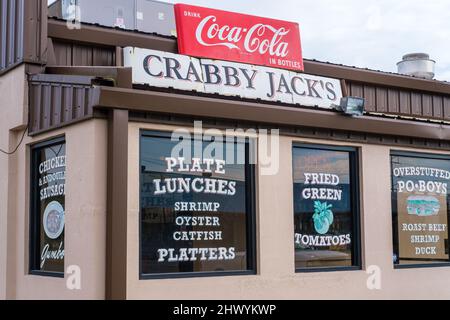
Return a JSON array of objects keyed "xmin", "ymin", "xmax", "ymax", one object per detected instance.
[
  {"xmin": 391, "ymin": 151, "xmax": 450, "ymax": 268},
  {"xmin": 293, "ymin": 144, "xmax": 360, "ymax": 271},
  {"xmin": 140, "ymin": 131, "xmax": 256, "ymax": 278},
  {"xmin": 30, "ymin": 137, "xmax": 66, "ymax": 276}
]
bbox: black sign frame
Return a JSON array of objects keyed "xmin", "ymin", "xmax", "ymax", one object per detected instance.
[
  {"xmin": 292, "ymin": 143, "xmax": 362, "ymax": 273},
  {"xmin": 139, "ymin": 130, "xmax": 257, "ymax": 280},
  {"xmin": 391, "ymin": 150, "xmax": 450, "ymax": 270},
  {"xmin": 29, "ymin": 136, "xmax": 66, "ymax": 278}
]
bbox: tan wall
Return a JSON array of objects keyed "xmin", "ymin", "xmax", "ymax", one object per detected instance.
[
  {"xmin": 0, "ymin": 113, "xmax": 108, "ymax": 299},
  {"xmin": 127, "ymin": 122, "xmax": 450, "ymax": 300},
  {"xmin": 2, "ymin": 88, "xmax": 450, "ymax": 299},
  {"xmin": 0, "ymin": 65, "xmax": 28, "ymax": 299}
]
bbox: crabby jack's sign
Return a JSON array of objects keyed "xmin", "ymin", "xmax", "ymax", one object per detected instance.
[
  {"xmin": 124, "ymin": 47, "xmax": 342, "ymax": 109},
  {"xmin": 174, "ymin": 4, "xmax": 304, "ymax": 71}
]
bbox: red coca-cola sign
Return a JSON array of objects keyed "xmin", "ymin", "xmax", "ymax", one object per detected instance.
[{"xmin": 174, "ymin": 4, "xmax": 304, "ymax": 71}]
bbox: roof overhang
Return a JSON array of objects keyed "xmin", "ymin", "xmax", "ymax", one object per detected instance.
[{"xmin": 94, "ymin": 86, "xmax": 450, "ymax": 141}]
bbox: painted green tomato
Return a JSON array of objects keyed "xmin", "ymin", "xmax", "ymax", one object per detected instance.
[{"xmin": 313, "ymin": 201, "xmax": 334, "ymax": 235}]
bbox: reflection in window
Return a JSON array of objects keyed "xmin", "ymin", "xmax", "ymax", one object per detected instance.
[
  {"xmin": 391, "ymin": 152, "xmax": 450, "ymax": 267},
  {"xmin": 140, "ymin": 132, "xmax": 255, "ymax": 276},
  {"xmin": 293, "ymin": 145, "xmax": 360, "ymax": 270}
]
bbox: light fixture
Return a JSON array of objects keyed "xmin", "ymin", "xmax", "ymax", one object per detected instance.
[{"xmin": 335, "ymin": 97, "xmax": 365, "ymax": 117}]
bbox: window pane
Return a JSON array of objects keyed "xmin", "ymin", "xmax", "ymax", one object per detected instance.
[
  {"xmin": 31, "ymin": 139, "xmax": 66, "ymax": 274},
  {"xmin": 140, "ymin": 133, "xmax": 254, "ymax": 276},
  {"xmin": 391, "ymin": 154, "xmax": 450, "ymax": 266},
  {"xmin": 293, "ymin": 146, "xmax": 358, "ymax": 270}
]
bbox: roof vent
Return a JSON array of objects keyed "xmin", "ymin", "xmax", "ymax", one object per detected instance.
[{"xmin": 397, "ymin": 53, "xmax": 435, "ymax": 80}]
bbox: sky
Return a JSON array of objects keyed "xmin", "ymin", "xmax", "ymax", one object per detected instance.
[{"xmin": 48, "ymin": 0, "xmax": 450, "ymax": 81}]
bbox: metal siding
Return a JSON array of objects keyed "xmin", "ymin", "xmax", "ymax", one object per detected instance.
[
  {"xmin": 375, "ymin": 87, "xmax": 388, "ymax": 112},
  {"xmin": 29, "ymin": 83, "xmax": 42, "ymax": 133},
  {"xmin": 92, "ymin": 47, "xmax": 115, "ymax": 66},
  {"xmin": 387, "ymin": 88, "xmax": 400, "ymax": 114},
  {"xmin": 432, "ymin": 95, "xmax": 443, "ymax": 118},
  {"xmin": 63, "ymin": 85, "xmax": 73, "ymax": 123},
  {"xmin": 28, "ymin": 75, "xmax": 98, "ymax": 135},
  {"xmin": 131, "ymin": 112, "xmax": 450, "ymax": 150},
  {"xmin": 0, "ymin": 0, "xmax": 46, "ymax": 74},
  {"xmin": 23, "ymin": 0, "xmax": 47, "ymax": 63},
  {"xmin": 52, "ymin": 40, "xmax": 115, "ymax": 67},
  {"xmin": 347, "ymin": 81, "xmax": 450, "ymax": 121},
  {"xmin": 51, "ymin": 84, "xmax": 63, "ymax": 127},
  {"xmin": 422, "ymin": 93, "xmax": 433, "ymax": 118},
  {"xmin": 330, "ymin": 131, "xmax": 350, "ymax": 140},
  {"xmin": 399, "ymin": 90, "xmax": 411, "ymax": 115},
  {"xmin": 74, "ymin": 86, "xmax": 86, "ymax": 119},
  {"xmin": 426, "ymin": 140, "xmax": 441, "ymax": 149},
  {"xmin": 396, "ymin": 136, "xmax": 412, "ymax": 146},
  {"xmin": 349, "ymin": 82, "xmax": 363, "ymax": 98},
  {"xmin": 42, "ymin": 84, "xmax": 52, "ymax": 129},
  {"xmin": 73, "ymin": 44, "xmax": 93, "ymax": 66},
  {"xmin": 53, "ymin": 41, "xmax": 72, "ymax": 65},
  {"xmin": 441, "ymin": 141, "xmax": 450, "ymax": 149},
  {"xmin": 15, "ymin": 0, "xmax": 23, "ymax": 62},
  {"xmin": 0, "ymin": 1, "xmax": 5, "ymax": 68},
  {"xmin": 444, "ymin": 97, "xmax": 450, "ymax": 120},
  {"xmin": 1, "ymin": 2, "xmax": 8, "ymax": 69},
  {"xmin": 349, "ymin": 133, "xmax": 367, "ymax": 142},
  {"xmin": 411, "ymin": 138, "xmax": 427, "ymax": 147},
  {"xmin": 7, "ymin": 0, "xmax": 17, "ymax": 67},
  {"xmin": 363, "ymin": 85, "xmax": 376, "ymax": 112},
  {"xmin": 380, "ymin": 136, "xmax": 396, "ymax": 145},
  {"xmin": 410, "ymin": 92, "xmax": 422, "ymax": 116}
]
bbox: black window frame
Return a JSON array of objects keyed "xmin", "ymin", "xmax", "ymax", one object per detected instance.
[
  {"xmin": 29, "ymin": 135, "xmax": 66, "ymax": 278},
  {"xmin": 391, "ymin": 150, "xmax": 450, "ymax": 270},
  {"xmin": 292, "ymin": 143, "xmax": 362, "ymax": 273},
  {"xmin": 139, "ymin": 130, "xmax": 257, "ymax": 280}
]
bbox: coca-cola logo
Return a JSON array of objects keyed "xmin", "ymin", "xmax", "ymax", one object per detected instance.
[
  {"xmin": 175, "ymin": 4, "xmax": 304, "ymax": 72},
  {"xmin": 195, "ymin": 15, "xmax": 290, "ymax": 57}
]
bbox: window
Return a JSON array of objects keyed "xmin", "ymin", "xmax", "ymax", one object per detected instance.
[
  {"xmin": 30, "ymin": 137, "xmax": 66, "ymax": 276},
  {"xmin": 292, "ymin": 144, "xmax": 361, "ymax": 271},
  {"xmin": 391, "ymin": 151, "xmax": 450, "ymax": 268},
  {"xmin": 140, "ymin": 131, "xmax": 256, "ymax": 278}
]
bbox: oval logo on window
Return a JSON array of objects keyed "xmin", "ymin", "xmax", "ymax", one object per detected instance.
[{"xmin": 43, "ymin": 201, "xmax": 65, "ymax": 240}]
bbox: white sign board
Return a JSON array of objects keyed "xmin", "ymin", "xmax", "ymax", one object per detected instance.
[{"xmin": 124, "ymin": 47, "xmax": 343, "ymax": 109}]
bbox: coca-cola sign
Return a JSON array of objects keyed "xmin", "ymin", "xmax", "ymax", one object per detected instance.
[{"xmin": 174, "ymin": 4, "xmax": 304, "ymax": 71}]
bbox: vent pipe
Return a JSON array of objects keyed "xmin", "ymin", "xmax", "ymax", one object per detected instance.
[{"xmin": 397, "ymin": 53, "xmax": 435, "ymax": 80}]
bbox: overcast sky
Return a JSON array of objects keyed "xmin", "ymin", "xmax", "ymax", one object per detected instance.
[{"xmin": 48, "ymin": 0, "xmax": 450, "ymax": 81}]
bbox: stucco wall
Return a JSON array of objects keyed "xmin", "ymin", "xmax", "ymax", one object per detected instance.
[
  {"xmin": 0, "ymin": 117, "xmax": 108, "ymax": 300},
  {"xmin": 127, "ymin": 122, "xmax": 450, "ymax": 300},
  {"xmin": 2, "ymin": 108, "xmax": 450, "ymax": 299},
  {"xmin": 0, "ymin": 65, "xmax": 28, "ymax": 299}
]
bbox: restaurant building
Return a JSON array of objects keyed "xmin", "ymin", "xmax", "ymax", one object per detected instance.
[{"xmin": 1, "ymin": 0, "xmax": 450, "ymax": 300}]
